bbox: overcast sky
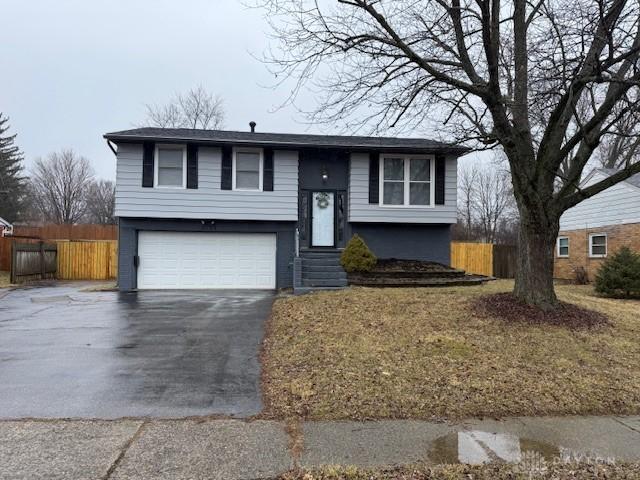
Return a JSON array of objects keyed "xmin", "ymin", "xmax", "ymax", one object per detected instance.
[{"xmin": 1, "ymin": 0, "xmax": 480, "ymax": 181}]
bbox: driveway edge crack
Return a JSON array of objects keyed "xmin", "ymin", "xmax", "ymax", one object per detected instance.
[{"xmin": 101, "ymin": 420, "xmax": 148, "ymax": 480}]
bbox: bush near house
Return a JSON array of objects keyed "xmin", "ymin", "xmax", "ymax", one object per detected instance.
[
  {"xmin": 595, "ymin": 247, "xmax": 640, "ymax": 299},
  {"xmin": 340, "ymin": 234, "xmax": 377, "ymax": 273}
]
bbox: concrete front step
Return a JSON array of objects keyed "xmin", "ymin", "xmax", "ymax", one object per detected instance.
[
  {"xmin": 303, "ymin": 271, "xmax": 348, "ymax": 281},
  {"xmin": 294, "ymin": 286, "xmax": 348, "ymax": 294},
  {"xmin": 303, "ymin": 264, "xmax": 346, "ymax": 273},
  {"xmin": 303, "ymin": 278, "xmax": 349, "ymax": 287},
  {"xmin": 301, "ymin": 261, "xmax": 343, "ymax": 266}
]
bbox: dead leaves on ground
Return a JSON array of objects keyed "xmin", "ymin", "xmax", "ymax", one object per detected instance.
[{"xmin": 262, "ymin": 281, "xmax": 640, "ymax": 420}]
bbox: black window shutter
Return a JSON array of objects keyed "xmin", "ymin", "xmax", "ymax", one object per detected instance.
[
  {"xmin": 186, "ymin": 144, "xmax": 198, "ymax": 189},
  {"xmin": 435, "ymin": 154, "xmax": 446, "ymax": 205},
  {"xmin": 221, "ymin": 146, "xmax": 232, "ymax": 190},
  {"xmin": 263, "ymin": 148, "xmax": 274, "ymax": 191},
  {"xmin": 368, "ymin": 152, "xmax": 379, "ymax": 204},
  {"xmin": 142, "ymin": 142, "xmax": 155, "ymax": 188}
]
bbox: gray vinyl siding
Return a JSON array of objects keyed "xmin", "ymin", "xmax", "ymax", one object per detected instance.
[
  {"xmin": 559, "ymin": 171, "xmax": 640, "ymax": 231},
  {"xmin": 117, "ymin": 217, "xmax": 296, "ymax": 291},
  {"xmin": 115, "ymin": 144, "xmax": 298, "ymax": 221},
  {"xmin": 350, "ymin": 223, "xmax": 452, "ymax": 265},
  {"xmin": 348, "ymin": 153, "xmax": 458, "ymax": 223}
]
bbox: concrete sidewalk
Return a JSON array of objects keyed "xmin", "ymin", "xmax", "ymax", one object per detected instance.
[{"xmin": 1, "ymin": 416, "xmax": 639, "ymax": 480}]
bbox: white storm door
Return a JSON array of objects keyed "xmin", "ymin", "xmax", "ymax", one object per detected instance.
[{"xmin": 311, "ymin": 192, "xmax": 335, "ymax": 247}]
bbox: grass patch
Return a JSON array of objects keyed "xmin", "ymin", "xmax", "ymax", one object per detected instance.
[
  {"xmin": 262, "ymin": 280, "xmax": 640, "ymax": 420},
  {"xmin": 278, "ymin": 463, "xmax": 640, "ymax": 479},
  {"xmin": 80, "ymin": 282, "xmax": 117, "ymax": 292},
  {"xmin": 0, "ymin": 271, "xmax": 11, "ymax": 288}
]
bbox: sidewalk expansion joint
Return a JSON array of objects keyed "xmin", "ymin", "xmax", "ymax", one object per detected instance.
[
  {"xmin": 612, "ymin": 417, "xmax": 640, "ymax": 435},
  {"xmin": 285, "ymin": 419, "xmax": 304, "ymax": 468},
  {"xmin": 101, "ymin": 420, "xmax": 148, "ymax": 480}
]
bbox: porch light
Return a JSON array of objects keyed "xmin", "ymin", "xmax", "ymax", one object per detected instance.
[{"xmin": 321, "ymin": 166, "xmax": 329, "ymax": 183}]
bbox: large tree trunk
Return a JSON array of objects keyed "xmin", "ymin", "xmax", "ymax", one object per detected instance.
[{"xmin": 513, "ymin": 213, "xmax": 560, "ymax": 310}]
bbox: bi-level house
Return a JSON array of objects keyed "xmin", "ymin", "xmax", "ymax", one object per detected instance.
[{"xmin": 104, "ymin": 126, "xmax": 468, "ymax": 291}]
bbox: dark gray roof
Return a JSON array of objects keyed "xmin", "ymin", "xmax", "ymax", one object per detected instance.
[
  {"xmin": 104, "ymin": 127, "xmax": 470, "ymax": 155},
  {"xmin": 598, "ymin": 168, "xmax": 640, "ymax": 188}
]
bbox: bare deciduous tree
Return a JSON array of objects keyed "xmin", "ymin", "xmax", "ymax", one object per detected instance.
[
  {"xmin": 595, "ymin": 103, "xmax": 640, "ymax": 169},
  {"xmin": 455, "ymin": 163, "xmax": 517, "ymax": 243},
  {"xmin": 475, "ymin": 169, "xmax": 517, "ymax": 244},
  {"xmin": 84, "ymin": 179, "xmax": 116, "ymax": 224},
  {"xmin": 31, "ymin": 150, "xmax": 94, "ymax": 224},
  {"xmin": 142, "ymin": 86, "xmax": 225, "ymax": 130},
  {"xmin": 260, "ymin": 0, "xmax": 640, "ymax": 310},
  {"xmin": 457, "ymin": 164, "xmax": 479, "ymax": 240}
]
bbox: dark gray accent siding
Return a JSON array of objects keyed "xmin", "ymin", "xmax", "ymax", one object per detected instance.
[
  {"xmin": 349, "ymin": 223, "xmax": 452, "ymax": 265},
  {"xmin": 118, "ymin": 217, "xmax": 296, "ymax": 291},
  {"xmin": 117, "ymin": 220, "xmax": 138, "ymax": 290},
  {"xmin": 299, "ymin": 149, "xmax": 349, "ymax": 190}
]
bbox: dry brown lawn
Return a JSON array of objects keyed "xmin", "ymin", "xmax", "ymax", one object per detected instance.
[
  {"xmin": 0, "ymin": 271, "xmax": 11, "ymax": 288},
  {"xmin": 262, "ymin": 280, "xmax": 640, "ymax": 420},
  {"xmin": 278, "ymin": 463, "xmax": 640, "ymax": 480}
]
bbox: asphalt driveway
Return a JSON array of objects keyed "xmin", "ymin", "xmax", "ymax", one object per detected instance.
[{"xmin": 0, "ymin": 283, "xmax": 275, "ymax": 419}]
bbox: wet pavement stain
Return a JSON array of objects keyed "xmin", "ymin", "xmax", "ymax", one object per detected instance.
[
  {"xmin": 30, "ymin": 295, "xmax": 72, "ymax": 303},
  {"xmin": 0, "ymin": 285, "xmax": 276, "ymax": 418},
  {"xmin": 429, "ymin": 431, "xmax": 560, "ymax": 464}
]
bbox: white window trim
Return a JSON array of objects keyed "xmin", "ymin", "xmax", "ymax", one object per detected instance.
[
  {"xmin": 232, "ymin": 147, "xmax": 264, "ymax": 192},
  {"xmin": 379, "ymin": 154, "xmax": 435, "ymax": 208},
  {"xmin": 154, "ymin": 144, "xmax": 187, "ymax": 189},
  {"xmin": 557, "ymin": 236, "xmax": 569, "ymax": 258},
  {"xmin": 589, "ymin": 232, "xmax": 608, "ymax": 258}
]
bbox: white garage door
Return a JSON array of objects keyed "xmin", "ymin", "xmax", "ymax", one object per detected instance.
[{"xmin": 137, "ymin": 232, "xmax": 277, "ymax": 289}]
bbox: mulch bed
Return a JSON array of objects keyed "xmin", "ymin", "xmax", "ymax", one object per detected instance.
[
  {"xmin": 372, "ymin": 259, "xmax": 459, "ymax": 273},
  {"xmin": 474, "ymin": 292, "xmax": 610, "ymax": 329}
]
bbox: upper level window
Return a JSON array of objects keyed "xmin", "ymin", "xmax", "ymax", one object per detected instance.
[
  {"xmin": 381, "ymin": 156, "xmax": 434, "ymax": 206},
  {"xmin": 557, "ymin": 237, "xmax": 569, "ymax": 258},
  {"xmin": 233, "ymin": 148, "xmax": 263, "ymax": 191},
  {"xmin": 155, "ymin": 145, "xmax": 186, "ymax": 188},
  {"xmin": 589, "ymin": 233, "xmax": 607, "ymax": 258}
]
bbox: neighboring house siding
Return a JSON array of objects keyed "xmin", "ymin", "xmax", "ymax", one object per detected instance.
[
  {"xmin": 348, "ymin": 153, "xmax": 458, "ymax": 223},
  {"xmin": 559, "ymin": 172, "xmax": 640, "ymax": 231},
  {"xmin": 115, "ymin": 144, "xmax": 299, "ymax": 221},
  {"xmin": 117, "ymin": 217, "xmax": 296, "ymax": 290},
  {"xmin": 350, "ymin": 223, "xmax": 452, "ymax": 265}
]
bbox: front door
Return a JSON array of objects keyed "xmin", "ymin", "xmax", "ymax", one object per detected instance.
[{"xmin": 311, "ymin": 191, "xmax": 335, "ymax": 247}]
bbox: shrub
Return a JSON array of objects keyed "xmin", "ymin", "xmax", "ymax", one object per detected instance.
[
  {"xmin": 340, "ymin": 234, "xmax": 377, "ymax": 273},
  {"xmin": 594, "ymin": 247, "xmax": 640, "ymax": 298},
  {"xmin": 573, "ymin": 266, "xmax": 589, "ymax": 285}
]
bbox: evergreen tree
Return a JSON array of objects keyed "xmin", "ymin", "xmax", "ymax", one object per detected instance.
[
  {"xmin": 0, "ymin": 114, "xmax": 27, "ymax": 223},
  {"xmin": 595, "ymin": 247, "xmax": 640, "ymax": 299}
]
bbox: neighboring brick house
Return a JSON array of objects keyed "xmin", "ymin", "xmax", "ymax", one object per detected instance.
[
  {"xmin": 0, "ymin": 217, "xmax": 12, "ymax": 237},
  {"xmin": 555, "ymin": 169, "xmax": 640, "ymax": 281}
]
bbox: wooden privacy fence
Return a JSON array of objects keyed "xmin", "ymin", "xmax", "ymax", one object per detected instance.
[
  {"xmin": 493, "ymin": 244, "xmax": 517, "ymax": 279},
  {"xmin": 0, "ymin": 237, "xmax": 11, "ymax": 271},
  {"xmin": 56, "ymin": 240, "xmax": 118, "ymax": 280},
  {"xmin": 11, "ymin": 242, "xmax": 57, "ymax": 283},
  {"xmin": 0, "ymin": 237, "xmax": 41, "ymax": 271},
  {"xmin": 451, "ymin": 242, "xmax": 517, "ymax": 278},
  {"xmin": 13, "ymin": 224, "xmax": 117, "ymax": 241},
  {"xmin": 2, "ymin": 239, "xmax": 118, "ymax": 282},
  {"xmin": 451, "ymin": 242, "xmax": 494, "ymax": 276}
]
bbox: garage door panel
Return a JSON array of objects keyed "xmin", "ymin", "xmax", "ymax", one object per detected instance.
[{"xmin": 137, "ymin": 232, "xmax": 277, "ymax": 289}]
